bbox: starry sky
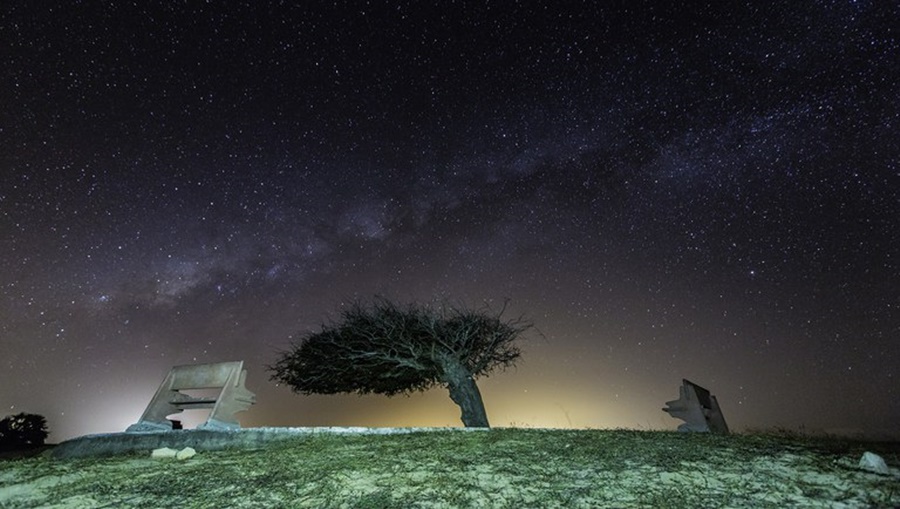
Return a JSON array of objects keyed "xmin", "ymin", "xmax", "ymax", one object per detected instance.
[{"xmin": 2, "ymin": 2, "xmax": 898, "ymax": 442}]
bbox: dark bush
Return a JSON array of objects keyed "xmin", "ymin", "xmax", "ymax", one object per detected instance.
[{"xmin": 0, "ymin": 412, "xmax": 49, "ymax": 450}]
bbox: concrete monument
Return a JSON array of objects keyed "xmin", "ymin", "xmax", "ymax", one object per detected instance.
[
  {"xmin": 662, "ymin": 379, "xmax": 729, "ymax": 434},
  {"xmin": 127, "ymin": 361, "xmax": 256, "ymax": 432}
]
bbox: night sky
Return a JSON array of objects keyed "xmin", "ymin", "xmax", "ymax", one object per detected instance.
[{"xmin": 2, "ymin": 2, "xmax": 898, "ymax": 443}]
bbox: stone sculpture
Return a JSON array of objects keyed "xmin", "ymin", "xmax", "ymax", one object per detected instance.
[
  {"xmin": 127, "ymin": 361, "xmax": 256, "ymax": 432},
  {"xmin": 662, "ymin": 379, "xmax": 729, "ymax": 434}
]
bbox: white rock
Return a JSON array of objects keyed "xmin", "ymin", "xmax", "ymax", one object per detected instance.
[
  {"xmin": 151, "ymin": 447, "xmax": 178, "ymax": 459},
  {"xmin": 859, "ymin": 451, "xmax": 889, "ymax": 475},
  {"xmin": 176, "ymin": 447, "xmax": 197, "ymax": 460}
]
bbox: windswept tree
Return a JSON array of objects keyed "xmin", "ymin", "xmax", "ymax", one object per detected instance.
[{"xmin": 269, "ymin": 299, "xmax": 531, "ymax": 427}]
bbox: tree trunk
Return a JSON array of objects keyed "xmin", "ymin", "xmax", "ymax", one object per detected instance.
[{"xmin": 441, "ymin": 361, "xmax": 490, "ymax": 428}]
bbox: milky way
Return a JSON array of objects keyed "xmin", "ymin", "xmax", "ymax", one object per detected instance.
[{"xmin": 1, "ymin": 2, "xmax": 897, "ymax": 441}]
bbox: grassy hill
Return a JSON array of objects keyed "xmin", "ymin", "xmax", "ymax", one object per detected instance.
[{"xmin": 1, "ymin": 428, "xmax": 898, "ymax": 508}]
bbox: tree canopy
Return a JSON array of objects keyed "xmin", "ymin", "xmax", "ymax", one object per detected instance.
[
  {"xmin": 269, "ymin": 298, "xmax": 531, "ymax": 427},
  {"xmin": 0, "ymin": 413, "xmax": 49, "ymax": 451}
]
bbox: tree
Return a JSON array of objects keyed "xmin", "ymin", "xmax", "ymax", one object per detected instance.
[
  {"xmin": 0, "ymin": 413, "xmax": 49, "ymax": 450},
  {"xmin": 269, "ymin": 298, "xmax": 531, "ymax": 427}
]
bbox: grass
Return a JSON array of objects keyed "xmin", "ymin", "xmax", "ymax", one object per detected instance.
[{"xmin": 1, "ymin": 428, "xmax": 898, "ymax": 508}]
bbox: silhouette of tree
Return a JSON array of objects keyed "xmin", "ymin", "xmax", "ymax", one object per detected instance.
[
  {"xmin": 0, "ymin": 413, "xmax": 49, "ymax": 450},
  {"xmin": 269, "ymin": 299, "xmax": 531, "ymax": 427}
]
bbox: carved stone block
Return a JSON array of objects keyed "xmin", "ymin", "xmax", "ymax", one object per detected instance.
[
  {"xmin": 127, "ymin": 361, "xmax": 256, "ymax": 432},
  {"xmin": 662, "ymin": 379, "xmax": 729, "ymax": 434}
]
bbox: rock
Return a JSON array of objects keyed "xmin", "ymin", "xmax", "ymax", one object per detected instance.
[
  {"xmin": 151, "ymin": 446, "xmax": 197, "ymax": 460},
  {"xmin": 858, "ymin": 451, "xmax": 889, "ymax": 475},
  {"xmin": 151, "ymin": 447, "xmax": 178, "ymax": 459},
  {"xmin": 176, "ymin": 447, "xmax": 197, "ymax": 460}
]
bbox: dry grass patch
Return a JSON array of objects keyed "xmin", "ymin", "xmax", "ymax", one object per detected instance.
[{"xmin": 1, "ymin": 429, "xmax": 897, "ymax": 508}]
